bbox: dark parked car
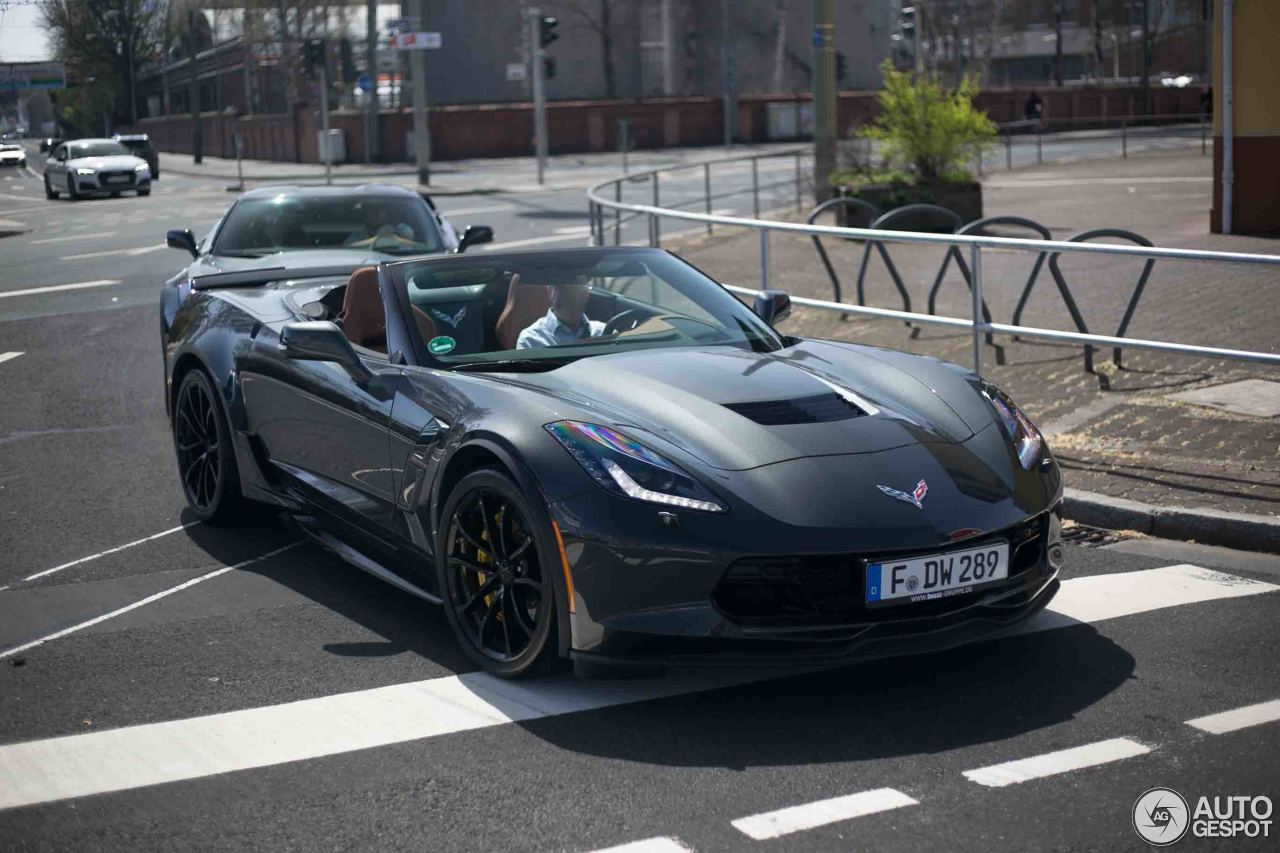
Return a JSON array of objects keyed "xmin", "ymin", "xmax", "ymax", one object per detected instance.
[
  {"xmin": 113, "ymin": 133, "xmax": 159, "ymax": 178},
  {"xmin": 159, "ymin": 245, "xmax": 1065, "ymax": 679}
]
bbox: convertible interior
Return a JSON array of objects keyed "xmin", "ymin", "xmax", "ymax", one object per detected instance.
[{"xmin": 298, "ymin": 263, "xmax": 718, "ymax": 360}]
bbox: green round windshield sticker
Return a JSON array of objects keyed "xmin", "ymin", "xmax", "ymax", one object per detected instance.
[{"xmin": 428, "ymin": 336, "xmax": 456, "ymax": 355}]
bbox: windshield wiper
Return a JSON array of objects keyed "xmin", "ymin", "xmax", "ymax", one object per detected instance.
[{"xmin": 450, "ymin": 357, "xmax": 573, "ymax": 373}]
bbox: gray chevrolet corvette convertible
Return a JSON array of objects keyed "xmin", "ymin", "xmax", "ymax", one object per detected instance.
[{"xmin": 160, "ymin": 246, "xmax": 1064, "ymax": 678}]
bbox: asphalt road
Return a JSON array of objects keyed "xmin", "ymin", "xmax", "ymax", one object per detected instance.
[{"xmin": 1, "ymin": 135, "xmax": 1276, "ymax": 852}]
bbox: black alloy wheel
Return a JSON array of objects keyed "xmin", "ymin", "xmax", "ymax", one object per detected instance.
[
  {"xmin": 172, "ymin": 369, "xmax": 243, "ymax": 522},
  {"xmin": 438, "ymin": 470, "xmax": 559, "ymax": 677}
]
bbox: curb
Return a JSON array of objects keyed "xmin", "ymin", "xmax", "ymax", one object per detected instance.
[{"xmin": 1062, "ymin": 488, "xmax": 1280, "ymax": 555}]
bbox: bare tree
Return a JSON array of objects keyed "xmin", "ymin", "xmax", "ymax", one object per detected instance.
[{"xmin": 562, "ymin": 0, "xmax": 617, "ymax": 99}]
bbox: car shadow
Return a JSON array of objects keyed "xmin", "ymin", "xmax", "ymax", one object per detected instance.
[
  {"xmin": 516, "ymin": 623, "xmax": 1135, "ymax": 769},
  {"xmin": 174, "ymin": 510, "xmax": 476, "ymax": 674}
]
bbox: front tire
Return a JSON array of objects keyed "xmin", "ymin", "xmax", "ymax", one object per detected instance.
[
  {"xmin": 66, "ymin": 176, "xmax": 79, "ymax": 201},
  {"xmin": 138, "ymin": 188, "xmax": 151, "ymax": 197},
  {"xmin": 436, "ymin": 469, "xmax": 562, "ymax": 678},
  {"xmin": 43, "ymin": 173, "xmax": 57, "ymax": 199},
  {"xmin": 172, "ymin": 369, "xmax": 245, "ymax": 523}
]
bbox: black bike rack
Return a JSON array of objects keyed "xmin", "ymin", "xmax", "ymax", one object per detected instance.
[
  {"xmin": 805, "ymin": 197, "xmax": 880, "ymax": 311},
  {"xmin": 854, "ymin": 204, "xmax": 963, "ymax": 328},
  {"xmin": 1044, "ymin": 228, "xmax": 1156, "ymax": 377}
]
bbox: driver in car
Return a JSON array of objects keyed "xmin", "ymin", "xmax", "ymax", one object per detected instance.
[
  {"xmin": 346, "ymin": 204, "xmax": 416, "ymax": 246},
  {"xmin": 517, "ymin": 281, "xmax": 605, "ymax": 349}
]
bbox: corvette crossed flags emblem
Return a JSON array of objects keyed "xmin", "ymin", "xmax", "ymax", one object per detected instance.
[{"xmin": 877, "ymin": 479, "xmax": 928, "ymax": 510}]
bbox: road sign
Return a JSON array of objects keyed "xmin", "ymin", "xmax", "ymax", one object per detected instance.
[
  {"xmin": 385, "ymin": 18, "xmax": 408, "ymax": 32},
  {"xmin": 506, "ymin": 63, "xmax": 527, "ymax": 82},
  {"xmin": 357, "ymin": 73, "xmax": 373, "ymax": 92},
  {"xmin": 390, "ymin": 31, "xmax": 441, "ymax": 50},
  {"xmin": 1, "ymin": 62, "xmax": 66, "ymax": 91}
]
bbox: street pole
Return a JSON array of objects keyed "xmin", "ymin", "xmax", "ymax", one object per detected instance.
[
  {"xmin": 365, "ymin": 0, "xmax": 379, "ymax": 163},
  {"xmin": 189, "ymin": 10, "xmax": 203, "ymax": 165},
  {"xmin": 529, "ymin": 6, "xmax": 549, "ymax": 185},
  {"xmin": 812, "ymin": 0, "xmax": 836, "ymax": 203},
  {"xmin": 319, "ymin": 54, "xmax": 332, "ymax": 185},
  {"xmin": 410, "ymin": 0, "xmax": 431, "ymax": 184},
  {"xmin": 1141, "ymin": 0, "xmax": 1151, "ymax": 114},
  {"xmin": 720, "ymin": 0, "xmax": 733, "ymax": 149}
]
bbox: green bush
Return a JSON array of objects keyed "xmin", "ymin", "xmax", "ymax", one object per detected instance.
[{"xmin": 854, "ymin": 60, "xmax": 995, "ymax": 184}]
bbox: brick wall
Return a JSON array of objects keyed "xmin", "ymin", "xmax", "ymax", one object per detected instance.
[{"xmin": 135, "ymin": 86, "xmax": 1206, "ymax": 165}]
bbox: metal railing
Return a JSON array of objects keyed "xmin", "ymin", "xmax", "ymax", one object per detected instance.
[
  {"xmin": 991, "ymin": 112, "xmax": 1210, "ymax": 170},
  {"xmin": 586, "ymin": 148, "xmax": 1280, "ymax": 380}
]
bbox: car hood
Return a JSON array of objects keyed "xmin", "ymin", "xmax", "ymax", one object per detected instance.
[
  {"xmin": 67, "ymin": 154, "xmax": 146, "ymax": 171},
  {"xmin": 502, "ymin": 339, "xmax": 1000, "ymax": 472}
]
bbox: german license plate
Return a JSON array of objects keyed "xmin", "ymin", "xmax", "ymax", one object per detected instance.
[
  {"xmin": 107, "ymin": 175, "xmax": 130, "ymax": 184},
  {"xmin": 866, "ymin": 542, "xmax": 1009, "ymax": 607}
]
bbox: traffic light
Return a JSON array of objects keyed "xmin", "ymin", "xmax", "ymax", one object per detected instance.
[
  {"xmin": 539, "ymin": 16, "xmax": 559, "ymax": 48},
  {"xmin": 304, "ymin": 38, "xmax": 327, "ymax": 76},
  {"xmin": 900, "ymin": 4, "xmax": 916, "ymax": 38},
  {"xmin": 339, "ymin": 38, "xmax": 355, "ymax": 84},
  {"xmin": 835, "ymin": 52, "xmax": 847, "ymax": 84},
  {"xmin": 544, "ymin": 57, "xmax": 557, "ymax": 79}
]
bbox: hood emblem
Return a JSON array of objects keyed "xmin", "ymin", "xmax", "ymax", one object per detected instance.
[
  {"xmin": 877, "ymin": 479, "xmax": 928, "ymax": 510},
  {"xmin": 431, "ymin": 307, "xmax": 467, "ymax": 329}
]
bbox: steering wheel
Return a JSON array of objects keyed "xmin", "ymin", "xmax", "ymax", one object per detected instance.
[{"xmin": 602, "ymin": 308, "xmax": 651, "ymax": 336}]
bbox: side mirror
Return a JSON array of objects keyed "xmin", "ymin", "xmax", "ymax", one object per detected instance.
[
  {"xmin": 167, "ymin": 228, "xmax": 198, "ymax": 258},
  {"xmin": 280, "ymin": 321, "xmax": 373, "ymax": 385},
  {"xmin": 753, "ymin": 289, "xmax": 792, "ymax": 325},
  {"xmin": 456, "ymin": 224, "xmax": 494, "ymax": 254}
]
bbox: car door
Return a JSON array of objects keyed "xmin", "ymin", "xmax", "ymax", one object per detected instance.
[
  {"xmin": 240, "ymin": 293, "xmax": 404, "ymax": 558},
  {"xmin": 47, "ymin": 144, "xmax": 67, "ymax": 188}
]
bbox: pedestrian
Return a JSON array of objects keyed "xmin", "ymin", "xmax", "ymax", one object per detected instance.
[{"xmin": 1024, "ymin": 91, "xmax": 1044, "ymax": 130}]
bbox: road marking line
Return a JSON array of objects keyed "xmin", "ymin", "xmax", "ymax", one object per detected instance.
[
  {"xmin": 21, "ymin": 523, "xmax": 199, "ymax": 584},
  {"xmin": 60, "ymin": 243, "xmax": 164, "ymax": 261},
  {"xmin": 0, "ymin": 564, "xmax": 1273, "ymax": 811},
  {"xmin": 482, "ymin": 231, "xmax": 592, "ymax": 251},
  {"xmin": 963, "ymin": 738, "xmax": 1151, "ymax": 788},
  {"xmin": 28, "ymin": 234, "xmax": 97, "ymax": 245},
  {"xmin": 732, "ymin": 788, "xmax": 918, "ymax": 840},
  {"xmin": 0, "ymin": 352, "xmax": 22, "ymax": 366},
  {"xmin": 1185, "ymin": 699, "xmax": 1280, "ymax": 735},
  {"xmin": 0, "ymin": 279, "xmax": 122, "ymax": 300},
  {"xmin": 440, "ymin": 202, "xmax": 513, "ymax": 216},
  {"xmin": 588, "ymin": 838, "xmax": 692, "ymax": 853},
  {"xmin": 0, "ymin": 542, "xmax": 301, "ymax": 663}
]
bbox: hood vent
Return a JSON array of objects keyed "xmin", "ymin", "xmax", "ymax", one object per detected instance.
[{"xmin": 724, "ymin": 392, "xmax": 865, "ymax": 425}]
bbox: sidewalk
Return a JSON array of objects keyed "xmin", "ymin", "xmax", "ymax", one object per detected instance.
[
  {"xmin": 157, "ymin": 142, "xmax": 803, "ymax": 195},
  {"xmin": 671, "ymin": 149, "xmax": 1280, "ymax": 537}
]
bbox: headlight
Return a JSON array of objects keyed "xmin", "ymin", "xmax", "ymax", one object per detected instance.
[
  {"xmin": 980, "ymin": 383, "xmax": 1043, "ymax": 470},
  {"xmin": 546, "ymin": 421, "xmax": 726, "ymax": 512},
  {"xmin": 76, "ymin": 167, "xmax": 96, "ymax": 176},
  {"xmin": 135, "ymin": 163, "xmax": 149, "ymax": 173}
]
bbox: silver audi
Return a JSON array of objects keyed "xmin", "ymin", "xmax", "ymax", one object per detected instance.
[{"xmin": 44, "ymin": 138, "xmax": 152, "ymax": 200}]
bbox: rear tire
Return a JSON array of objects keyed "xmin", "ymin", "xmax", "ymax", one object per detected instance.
[
  {"xmin": 172, "ymin": 369, "xmax": 246, "ymax": 523},
  {"xmin": 43, "ymin": 174, "xmax": 57, "ymax": 199},
  {"xmin": 436, "ymin": 468, "xmax": 564, "ymax": 678}
]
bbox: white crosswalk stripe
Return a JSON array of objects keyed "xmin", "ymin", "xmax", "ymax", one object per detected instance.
[
  {"xmin": 731, "ymin": 788, "xmax": 918, "ymax": 840},
  {"xmin": 962, "ymin": 737, "xmax": 1152, "ymax": 788},
  {"xmin": 588, "ymin": 838, "xmax": 692, "ymax": 853},
  {"xmin": 0, "ymin": 564, "xmax": 1274, "ymax": 812},
  {"xmin": 1185, "ymin": 699, "xmax": 1280, "ymax": 735}
]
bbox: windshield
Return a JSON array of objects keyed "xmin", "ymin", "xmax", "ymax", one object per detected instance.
[
  {"xmin": 212, "ymin": 194, "xmax": 445, "ymax": 257},
  {"xmin": 118, "ymin": 139, "xmax": 151, "ymax": 153},
  {"xmin": 387, "ymin": 249, "xmax": 785, "ymax": 369},
  {"xmin": 70, "ymin": 141, "xmax": 129, "ymax": 158}
]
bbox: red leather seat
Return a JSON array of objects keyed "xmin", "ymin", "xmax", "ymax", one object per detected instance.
[
  {"xmin": 494, "ymin": 274, "xmax": 552, "ymax": 350},
  {"xmin": 339, "ymin": 267, "xmax": 386, "ymax": 353}
]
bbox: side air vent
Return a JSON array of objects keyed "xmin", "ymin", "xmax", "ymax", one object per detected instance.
[{"xmin": 723, "ymin": 392, "xmax": 864, "ymax": 425}]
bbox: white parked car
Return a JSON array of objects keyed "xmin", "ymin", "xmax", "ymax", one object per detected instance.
[
  {"xmin": 0, "ymin": 143, "xmax": 26, "ymax": 167},
  {"xmin": 44, "ymin": 138, "xmax": 151, "ymax": 200}
]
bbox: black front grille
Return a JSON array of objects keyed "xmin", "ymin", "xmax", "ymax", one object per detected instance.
[
  {"xmin": 724, "ymin": 392, "xmax": 863, "ymax": 425},
  {"xmin": 714, "ymin": 514, "xmax": 1048, "ymax": 628},
  {"xmin": 98, "ymin": 170, "xmax": 135, "ymax": 186}
]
